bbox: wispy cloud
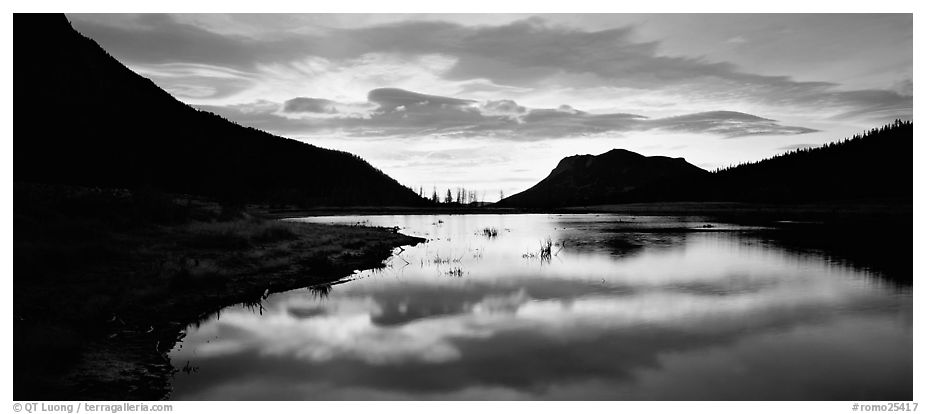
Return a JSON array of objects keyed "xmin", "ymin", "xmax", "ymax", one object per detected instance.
[
  {"xmin": 65, "ymin": 13, "xmax": 911, "ymax": 196},
  {"xmin": 283, "ymin": 97, "xmax": 340, "ymax": 114},
  {"xmin": 71, "ymin": 14, "xmax": 912, "ymax": 122},
  {"xmin": 200, "ymin": 88, "xmax": 817, "ymax": 140}
]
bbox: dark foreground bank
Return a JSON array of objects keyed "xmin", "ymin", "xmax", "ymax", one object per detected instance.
[{"xmin": 14, "ymin": 184, "xmax": 424, "ymax": 400}]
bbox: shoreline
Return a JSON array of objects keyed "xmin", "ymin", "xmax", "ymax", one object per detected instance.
[
  {"xmin": 261, "ymin": 199, "xmax": 911, "ymax": 225},
  {"xmin": 119, "ymin": 227, "xmax": 424, "ymax": 401},
  {"xmin": 28, "ymin": 224, "xmax": 423, "ymax": 400},
  {"xmin": 15, "ymin": 188, "xmax": 910, "ymax": 399},
  {"xmin": 14, "ymin": 189, "xmax": 426, "ymax": 400}
]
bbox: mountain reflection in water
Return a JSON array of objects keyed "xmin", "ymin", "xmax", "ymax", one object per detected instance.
[{"xmin": 169, "ymin": 214, "xmax": 911, "ymax": 400}]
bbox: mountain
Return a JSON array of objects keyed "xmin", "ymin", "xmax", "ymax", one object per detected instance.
[
  {"xmin": 709, "ymin": 120, "xmax": 912, "ymax": 202},
  {"xmin": 14, "ymin": 14, "xmax": 426, "ymax": 207},
  {"xmin": 497, "ymin": 149, "xmax": 711, "ymax": 207},
  {"xmin": 499, "ymin": 120, "xmax": 912, "ymax": 208}
]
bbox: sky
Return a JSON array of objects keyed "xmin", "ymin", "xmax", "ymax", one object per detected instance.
[{"xmin": 66, "ymin": 13, "xmax": 913, "ymax": 201}]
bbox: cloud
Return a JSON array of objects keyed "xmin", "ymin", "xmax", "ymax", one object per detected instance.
[
  {"xmin": 367, "ymin": 88, "xmax": 475, "ymax": 111},
  {"xmin": 69, "ymin": 14, "xmax": 911, "ymax": 122},
  {"xmin": 892, "ymin": 78, "xmax": 913, "ymax": 96},
  {"xmin": 649, "ymin": 111, "xmax": 819, "ymax": 137},
  {"xmin": 725, "ymin": 36, "xmax": 748, "ymax": 45},
  {"xmin": 480, "ymin": 100, "xmax": 527, "ymax": 118},
  {"xmin": 199, "ymin": 88, "xmax": 817, "ymax": 140},
  {"xmin": 68, "ymin": 13, "xmax": 305, "ymax": 70},
  {"xmin": 283, "ymin": 97, "xmax": 339, "ymax": 113},
  {"xmin": 131, "ymin": 62, "xmax": 257, "ymax": 100}
]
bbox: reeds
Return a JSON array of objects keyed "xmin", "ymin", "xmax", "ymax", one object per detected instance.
[
  {"xmin": 430, "ymin": 252, "xmax": 463, "ymax": 264},
  {"xmin": 539, "ymin": 236, "xmax": 553, "ymax": 259},
  {"xmin": 522, "ymin": 236, "xmax": 555, "ymax": 264},
  {"xmin": 445, "ymin": 267, "xmax": 464, "ymax": 277}
]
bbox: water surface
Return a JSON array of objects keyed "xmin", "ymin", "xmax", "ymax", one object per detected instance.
[{"xmin": 169, "ymin": 214, "xmax": 911, "ymax": 400}]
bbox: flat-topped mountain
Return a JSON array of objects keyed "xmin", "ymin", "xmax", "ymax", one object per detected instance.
[
  {"xmin": 497, "ymin": 149, "xmax": 710, "ymax": 207},
  {"xmin": 498, "ymin": 120, "xmax": 912, "ymax": 208},
  {"xmin": 14, "ymin": 14, "xmax": 426, "ymax": 207}
]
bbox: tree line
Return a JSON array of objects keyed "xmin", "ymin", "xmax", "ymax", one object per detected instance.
[
  {"xmin": 406, "ymin": 186, "xmax": 506, "ymax": 205},
  {"xmin": 707, "ymin": 119, "xmax": 912, "ymax": 202},
  {"xmin": 714, "ymin": 119, "xmax": 912, "ymax": 174}
]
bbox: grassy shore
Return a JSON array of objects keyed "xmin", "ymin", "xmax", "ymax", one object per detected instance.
[{"xmin": 14, "ymin": 184, "xmax": 424, "ymax": 400}]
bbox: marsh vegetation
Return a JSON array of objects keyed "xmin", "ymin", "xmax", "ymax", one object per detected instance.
[{"xmin": 14, "ymin": 184, "xmax": 423, "ymax": 399}]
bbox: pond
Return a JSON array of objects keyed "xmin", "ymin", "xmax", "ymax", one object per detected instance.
[{"xmin": 168, "ymin": 214, "xmax": 912, "ymax": 400}]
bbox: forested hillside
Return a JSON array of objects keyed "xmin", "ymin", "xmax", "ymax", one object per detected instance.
[{"xmin": 15, "ymin": 14, "xmax": 427, "ymax": 207}]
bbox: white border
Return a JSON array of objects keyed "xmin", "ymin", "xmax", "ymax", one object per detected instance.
[{"xmin": 2, "ymin": 2, "xmax": 920, "ymax": 413}]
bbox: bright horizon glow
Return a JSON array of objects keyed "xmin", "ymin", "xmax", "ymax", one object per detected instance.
[{"xmin": 66, "ymin": 13, "xmax": 912, "ymax": 201}]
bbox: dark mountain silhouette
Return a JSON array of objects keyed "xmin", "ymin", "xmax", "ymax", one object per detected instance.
[
  {"xmin": 498, "ymin": 120, "xmax": 912, "ymax": 208},
  {"xmin": 14, "ymin": 14, "xmax": 426, "ymax": 207},
  {"xmin": 709, "ymin": 120, "xmax": 912, "ymax": 202},
  {"xmin": 496, "ymin": 149, "xmax": 711, "ymax": 207}
]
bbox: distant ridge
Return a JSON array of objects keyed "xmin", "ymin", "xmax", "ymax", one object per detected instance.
[
  {"xmin": 498, "ymin": 120, "xmax": 912, "ymax": 208},
  {"xmin": 708, "ymin": 120, "xmax": 912, "ymax": 202},
  {"xmin": 496, "ymin": 149, "xmax": 710, "ymax": 207},
  {"xmin": 14, "ymin": 14, "xmax": 427, "ymax": 207}
]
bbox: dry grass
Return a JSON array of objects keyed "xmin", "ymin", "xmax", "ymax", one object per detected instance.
[
  {"xmin": 180, "ymin": 219, "xmax": 298, "ymax": 250},
  {"xmin": 540, "ymin": 236, "xmax": 553, "ymax": 259},
  {"xmin": 15, "ymin": 186, "xmax": 424, "ymax": 399},
  {"xmin": 445, "ymin": 267, "xmax": 464, "ymax": 277}
]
